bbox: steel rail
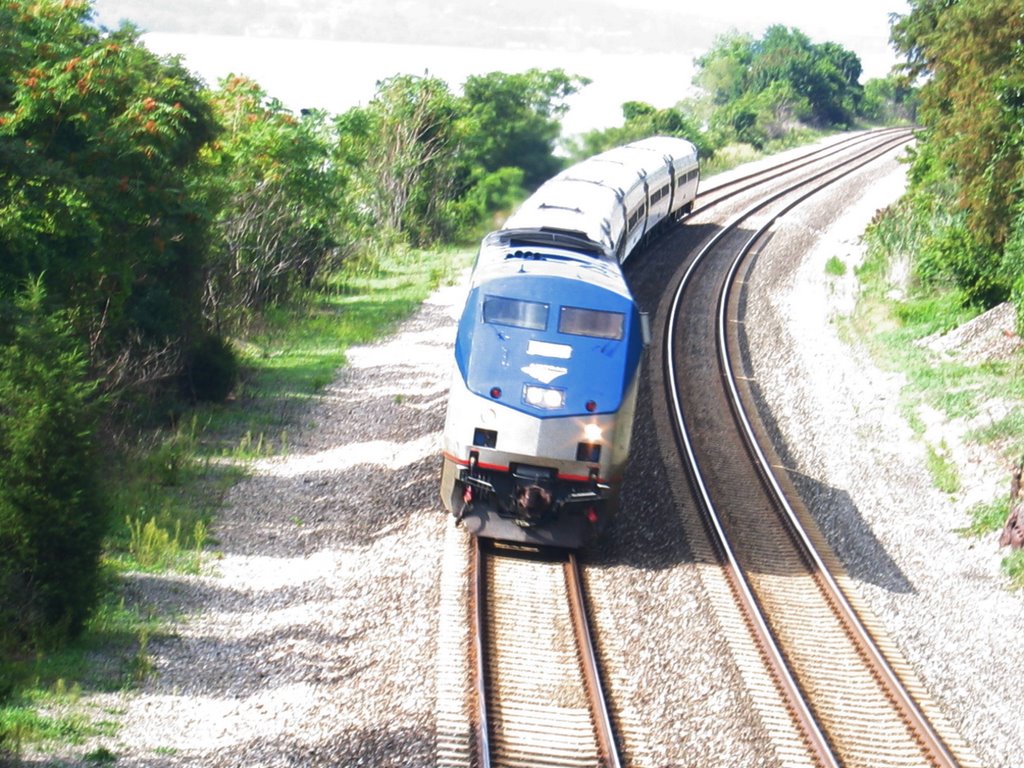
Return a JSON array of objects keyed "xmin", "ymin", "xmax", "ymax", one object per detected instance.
[
  {"xmin": 471, "ymin": 539, "xmax": 492, "ymax": 768},
  {"xmin": 471, "ymin": 541, "xmax": 621, "ymax": 768},
  {"xmin": 714, "ymin": 200, "xmax": 961, "ymax": 765},
  {"xmin": 693, "ymin": 127, "xmax": 913, "ymax": 209},
  {"xmin": 566, "ymin": 552, "xmax": 622, "ymax": 768}
]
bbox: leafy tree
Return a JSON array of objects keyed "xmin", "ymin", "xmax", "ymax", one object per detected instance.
[
  {"xmin": 461, "ymin": 69, "xmax": 588, "ymax": 190},
  {"xmin": 335, "ymin": 74, "xmax": 466, "ymax": 246},
  {"xmin": 861, "ymin": 74, "xmax": 918, "ymax": 124},
  {"xmin": 693, "ymin": 25, "xmax": 864, "ymax": 145},
  {"xmin": 889, "ymin": 0, "xmax": 1024, "ymax": 322},
  {"xmin": 566, "ymin": 101, "xmax": 710, "ymax": 161},
  {"xmin": 202, "ymin": 76, "xmax": 342, "ymax": 331},
  {"xmin": 332, "ymin": 68, "xmax": 587, "ymax": 245},
  {"xmin": 745, "ymin": 27, "xmax": 862, "ymax": 125},
  {"xmin": 694, "ymin": 32, "xmax": 756, "ymax": 107},
  {"xmin": 0, "ymin": 1, "xmax": 218, "ymax": 379},
  {"xmin": 893, "ymin": 0, "xmax": 1024, "ymax": 250}
]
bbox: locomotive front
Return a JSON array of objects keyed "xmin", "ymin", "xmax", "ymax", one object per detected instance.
[{"xmin": 440, "ymin": 233, "xmax": 647, "ymax": 548}]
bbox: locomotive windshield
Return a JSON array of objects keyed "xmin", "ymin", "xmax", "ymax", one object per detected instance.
[
  {"xmin": 483, "ymin": 296, "xmax": 549, "ymax": 330},
  {"xmin": 558, "ymin": 306, "xmax": 624, "ymax": 340}
]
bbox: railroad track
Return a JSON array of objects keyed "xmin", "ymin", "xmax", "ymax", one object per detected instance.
[
  {"xmin": 692, "ymin": 126, "xmax": 913, "ymax": 211},
  {"xmin": 436, "ymin": 129, "xmax": 979, "ymax": 767},
  {"xmin": 663, "ymin": 128, "xmax": 980, "ymax": 767},
  {"xmin": 470, "ymin": 540, "xmax": 620, "ymax": 768}
]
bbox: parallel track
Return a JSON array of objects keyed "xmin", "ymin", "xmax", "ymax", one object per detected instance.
[
  {"xmin": 664, "ymin": 129, "xmax": 977, "ymax": 767},
  {"xmin": 693, "ymin": 126, "xmax": 913, "ymax": 210},
  {"xmin": 471, "ymin": 541, "xmax": 621, "ymax": 768}
]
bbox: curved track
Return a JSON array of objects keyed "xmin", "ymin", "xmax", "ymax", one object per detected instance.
[{"xmin": 663, "ymin": 129, "xmax": 978, "ymax": 767}]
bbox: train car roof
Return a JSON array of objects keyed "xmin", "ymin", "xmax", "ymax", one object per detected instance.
[
  {"xmin": 555, "ymin": 157, "xmax": 644, "ymax": 194},
  {"xmin": 503, "ymin": 178, "xmax": 621, "ymax": 251},
  {"xmin": 593, "ymin": 145, "xmax": 674, "ymax": 176},
  {"xmin": 626, "ymin": 135, "xmax": 699, "ymax": 163}
]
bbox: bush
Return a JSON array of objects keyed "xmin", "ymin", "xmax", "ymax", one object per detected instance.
[
  {"xmin": 916, "ymin": 221, "xmax": 1009, "ymax": 307},
  {"xmin": 0, "ymin": 280, "xmax": 106, "ymax": 649},
  {"xmin": 1002, "ymin": 206, "xmax": 1024, "ymax": 337},
  {"xmin": 182, "ymin": 333, "xmax": 238, "ymax": 403}
]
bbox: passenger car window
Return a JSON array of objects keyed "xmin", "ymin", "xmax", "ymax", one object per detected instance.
[
  {"xmin": 483, "ymin": 296, "xmax": 549, "ymax": 330},
  {"xmin": 559, "ymin": 306, "xmax": 624, "ymax": 340}
]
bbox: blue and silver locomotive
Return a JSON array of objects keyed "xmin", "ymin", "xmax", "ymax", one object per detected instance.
[{"xmin": 440, "ymin": 136, "xmax": 699, "ymax": 548}]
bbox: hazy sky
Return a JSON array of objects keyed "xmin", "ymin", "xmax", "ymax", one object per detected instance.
[
  {"xmin": 673, "ymin": 0, "xmax": 909, "ymax": 70},
  {"xmin": 128, "ymin": 0, "xmax": 910, "ymax": 135}
]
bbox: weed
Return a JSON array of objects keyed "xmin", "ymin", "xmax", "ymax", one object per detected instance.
[
  {"xmin": 234, "ymin": 430, "xmax": 269, "ymax": 459},
  {"xmin": 968, "ymin": 407, "xmax": 1024, "ymax": 453},
  {"xmin": 1002, "ymin": 549, "xmax": 1024, "ymax": 589},
  {"xmin": 0, "ymin": 704, "xmax": 94, "ymax": 756},
  {"xmin": 925, "ymin": 441, "xmax": 961, "ymax": 494},
  {"xmin": 127, "ymin": 515, "xmax": 181, "ymax": 570},
  {"xmin": 143, "ymin": 414, "xmax": 201, "ymax": 487},
  {"xmin": 85, "ymin": 745, "xmax": 117, "ymax": 763},
  {"xmin": 960, "ymin": 497, "xmax": 1010, "ymax": 536},
  {"xmin": 193, "ymin": 519, "xmax": 208, "ymax": 558},
  {"xmin": 131, "ymin": 626, "xmax": 153, "ymax": 682},
  {"xmin": 824, "ymin": 255, "xmax": 847, "ymax": 276}
]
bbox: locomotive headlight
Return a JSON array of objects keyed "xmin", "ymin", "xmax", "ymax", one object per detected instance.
[
  {"xmin": 583, "ymin": 423, "xmax": 603, "ymax": 442},
  {"xmin": 523, "ymin": 384, "xmax": 565, "ymax": 409}
]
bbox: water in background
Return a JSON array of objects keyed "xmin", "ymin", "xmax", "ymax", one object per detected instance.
[{"xmin": 143, "ymin": 33, "xmax": 699, "ymax": 137}]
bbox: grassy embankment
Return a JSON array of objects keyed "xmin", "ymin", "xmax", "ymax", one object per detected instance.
[
  {"xmin": 837, "ymin": 204, "xmax": 1024, "ymax": 587},
  {"xmin": 0, "ymin": 243, "xmax": 474, "ymax": 762}
]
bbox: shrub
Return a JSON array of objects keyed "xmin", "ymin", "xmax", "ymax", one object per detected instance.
[
  {"xmin": 182, "ymin": 333, "xmax": 238, "ymax": 403},
  {"xmin": 0, "ymin": 279, "xmax": 106, "ymax": 649},
  {"xmin": 915, "ymin": 221, "xmax": 1009, "ymax": 307},
  {"xmin": 1002, "ymin": 206, "xmax": 1024, "ymax": 337}
]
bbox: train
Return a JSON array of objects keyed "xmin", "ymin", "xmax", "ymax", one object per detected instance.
[{"xmin": 440, "ymin": 135, "xmax": 699, "ymax": 548}]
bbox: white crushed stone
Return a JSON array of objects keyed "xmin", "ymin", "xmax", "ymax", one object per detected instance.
[{"xmin": 248, "ymin": 432, "xmax": 439, "ymax": 478}]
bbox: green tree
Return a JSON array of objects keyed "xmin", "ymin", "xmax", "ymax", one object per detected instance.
[
  {"xmin": 566, "ymin": 101, "xmax": 710, "ymax": 161},
  {"xmin": 694, "ymin": 32, "xmax": 755, "ymax": 106},
  {"xmin": 861, "ymin": 74, "xmax": 918, "ymax": 124},
  {"xmin": 893, "ymin": 0, "xmax": 1024, "ymax": 250},
  {"xmin": 888, "ymin": 0, "xmax": 1024, "ymax": 323},
  {"xmin": 461, "ymin": 69, "xmax": 588, "ymax": 190},
  {"xmin": 693, "ymin": 25, "xmax": 865, "ymax": 145},
  {"xmin": 335, "ymin": 74, "xmax": 466, "ymax": 246},
  {"xmin": 0, "ymin": 1, "xmax": 218, "ymax": 378},
  {"xmin": 202, "ymin": 76, "xmax": 342, "ymax": 331}
]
